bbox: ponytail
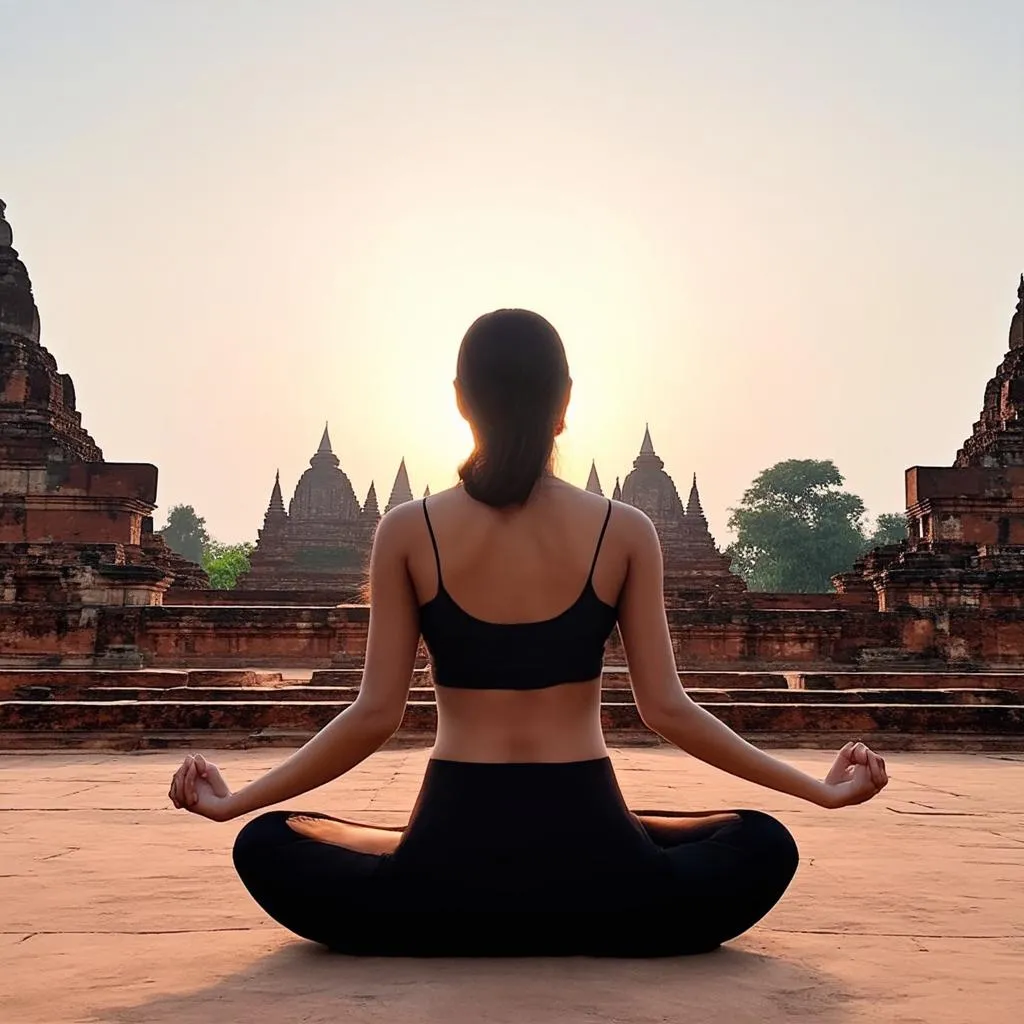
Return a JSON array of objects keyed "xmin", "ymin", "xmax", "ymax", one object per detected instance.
[
  {"xmin": 455, "ymin": 310, "xmax": 568, "ymax": 509},
  {"xmin": 459, "ymin": 410, "xmax": 557, "ymax": 508}
]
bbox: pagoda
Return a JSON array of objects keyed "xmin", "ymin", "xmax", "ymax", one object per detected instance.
[
  {"xmin": 238, "ymin": 426, "xmax": 380, "ymax": 593},
  {"xmin": 673, "ymin": 473, "xmax": 748, "ymax": 603},
  {"xmin": 836, "ymin": 275, "xmax": 1024, "ymax": 609},
  {"xmin": 618, "ymin": 426, "xmax": 745, "ymax": 605},
  {"xmin": 0, "ymin": 198, "xmax": 207, "ymax": 606}
]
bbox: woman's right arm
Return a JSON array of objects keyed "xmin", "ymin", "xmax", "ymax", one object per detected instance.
[{"xmin": 615, "ymin": 507, "xmax": 887, "ymax": 809}]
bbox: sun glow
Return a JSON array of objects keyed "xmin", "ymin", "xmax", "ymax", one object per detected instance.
[{"xmin": 308, "ymin": 195, "xmax": 669, "ymax": 503}]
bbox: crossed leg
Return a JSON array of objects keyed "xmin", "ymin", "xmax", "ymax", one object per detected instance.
[
  {"xmin": 232, "ymin": 810, "xmax": 403, "ymax": 948},
  {"xmin": 233, "ymin": 807, "xmax": 798, "ymax": 956},
  {"xmin": 630, "ymin": 808, "xmax": 800, "ymax": 953}
]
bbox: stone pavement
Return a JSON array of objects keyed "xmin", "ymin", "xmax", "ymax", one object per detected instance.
[{"xmin": 1, "ymin": 747, "xmax": 1021, "ymax": 1024}]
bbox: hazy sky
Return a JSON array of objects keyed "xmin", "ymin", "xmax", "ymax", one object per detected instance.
[{"xmin": 3, "ymin": 0, "xmax": 1022, "ymax": 543}]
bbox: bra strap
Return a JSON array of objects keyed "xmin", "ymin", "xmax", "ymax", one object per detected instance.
[
  {"xmin": 588, "ymin": 499, "xmax": 613, "ymax": 582},
  {"xmin": 422, "ymin": 498, "xmax": 443, "ymax": 587}
]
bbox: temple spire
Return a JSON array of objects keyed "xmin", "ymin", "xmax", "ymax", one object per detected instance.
[
  {"xmin": 0, "ymin": 198, "xmax": 41, "ymax": 344},
  {"xmin": 640, "ymin": 424, "xmax": 655, "ymax": 455},
  {"xmin": 586, "ymin": 460, "xmax": 604, "ymax": 496},
  {"xmin": 259, "ymin": 470, "xmax": 288, "ymax": 533},
  {"xmin": 423, "ymin": 485, "xmax": 431, "ymax": 498},
  {"xmin": 681, "ymin": 472, "xmax": 720, "ymax": 551},
  {"xmin": 385, "ymin": 457, "xmax": 414, "ymax": 512},
  {"xmin": 686, "ymin": 473, "xmax": 707, "ymax": 519},
  {"xmin": 362, "ymin": 480, "xmax": 380, "ymax": 519},
  {"xmin": 632, "ymin": 423, "xmax": 664, "ymax": 471},
  {"xmin": 309, "ymin": 423, "xmax": 339, "ymax": 469},
  {"xmin": 318, "ymin": 423, "xmax": 332, "ymax": 453},
  {"xmin": 0, "ymin": 199, "xmax": 11, "ymax": 249},
  {"xmin": 268, "ymin": 470, "xmax": 286, "ymax": 515},
  {"xmin": 612, "ymin": 477, "xmax": 622, "ymax": 502},
  {"xmin": 1010, "ymin": 273, "xmax": 1024, "ymax": 351}
]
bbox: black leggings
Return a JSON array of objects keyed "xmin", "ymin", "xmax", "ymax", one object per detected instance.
[{"xmin": 233, "ymin": 758, "xmax": 798, "ymax": 957}]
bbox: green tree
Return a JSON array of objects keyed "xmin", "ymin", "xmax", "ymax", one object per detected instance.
[
  {"xmin": 202, "ymin": 542, "xmax": 254, "ymax": 590},
  {"xmin": 160, "ymin": 505, "xmax": 210, "ymax": 565},
  {"xmin": 726, "ymin": 460, "xmax": 867, "ymax": 593},
  {"xmin": 865, "ymin": 513, "xmax": 907, "ymax": 549}
]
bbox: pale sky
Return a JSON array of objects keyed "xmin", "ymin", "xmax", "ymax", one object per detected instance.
[{"xmin": 3, "ymin": 0, "xmax": 1022, "ymax": 544}]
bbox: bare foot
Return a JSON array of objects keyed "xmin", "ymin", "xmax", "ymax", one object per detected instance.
[
  {"xmin": 287, "ymin": 815, "xmax": 404, "ymax": 855},
  {"xmin": 635, "ymin": 811, "xmax": 741, "ymax": 847}
]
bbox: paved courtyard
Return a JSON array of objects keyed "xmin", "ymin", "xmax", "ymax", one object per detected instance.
[{"xmin": 1, "ymin": 746, "xmax": 1021, "ymax": 1024}]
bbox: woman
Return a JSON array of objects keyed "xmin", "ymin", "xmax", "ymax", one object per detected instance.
[{"xmin": 169, "ymin": 309, "xmax": 888, "ymax": 957}]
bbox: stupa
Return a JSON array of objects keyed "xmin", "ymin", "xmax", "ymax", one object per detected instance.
[
  {"xmin": 239, "ymin": 426, "xmax": 379, "ymax": 593},
  {"xmin": 618, "ymin": 426, "xmax": 745, "ymax": 605}
]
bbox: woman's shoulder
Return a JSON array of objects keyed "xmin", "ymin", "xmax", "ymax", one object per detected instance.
[
  {"xmin": 609, "ymin": 498, "xmax": 654, "ymax": 527},
  {"xmin": 547, "ymin": 479, "xmax": 656, "ymax": 539},
  {"xmin": 607, "ymin": 499, "xmax": 658, "ymax": 550},
  {"xmin": 373, "ymin": 485, "xmax": 461, "ymax": 544},
  {"xmin": 375, "ymin": 480, "xmax": 654, "ymax": 537},
  {"xmin": 372, "ymin": 495, "xmax": 427, "ymax": 547}
]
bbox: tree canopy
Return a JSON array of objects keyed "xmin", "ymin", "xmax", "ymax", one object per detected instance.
[
  {"xmin": 727, "ymin": 459, "xmax": 894, "ymax": 593},
  {"xmin": 865, "ymin": 512, "xmax": 908, "ymax": 549},
  {"xmin": 202, "ymin": 542, "xmax": 254, "ymax": 590},
  {"xmin": 160, "ymin": 506, "xmax": 255, "ymax": 588},
  {"xmin": 160, "ymin": 505, "xmax": 210, "ymax": 566}
]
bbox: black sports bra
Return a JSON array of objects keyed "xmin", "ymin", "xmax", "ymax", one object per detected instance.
[{"xmin": 418, "ymin": 498, "xmax": 620, "ymax": 690}]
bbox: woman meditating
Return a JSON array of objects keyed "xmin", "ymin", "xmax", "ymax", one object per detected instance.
[{"xmin": 168, "ymin": 309, "xmax": 888, "ymax": 957}]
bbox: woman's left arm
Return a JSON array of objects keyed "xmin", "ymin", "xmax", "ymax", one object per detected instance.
[{"xmin": 169, "ymin": 508, "xmax": 421, "ymax": 821}]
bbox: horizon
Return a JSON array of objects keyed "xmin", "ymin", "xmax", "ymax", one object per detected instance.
[{"xmin": 3, "ymin": 1, "xmax": 1022, "ymax": 544}]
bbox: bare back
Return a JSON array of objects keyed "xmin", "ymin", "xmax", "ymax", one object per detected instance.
[{"xmin": 406, "ymin": 477, "xmax": 628, "ymax": 761}]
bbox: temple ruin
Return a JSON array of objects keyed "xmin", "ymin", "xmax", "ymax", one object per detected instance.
[
  {"xmin": 238, "ymin": 429, "xmax": 417, "ymax": 595},
  {"xmin": 0, "ymin": 199, "xmax": 206, "ymax": 613},
  {"xmin": 613, "ymin": 426, "xmax": 747, "ymax": 605},
  {"xmin": 238, "ymin": 421, "xmax": 740, "ymax": 602},
  {"xmin": 0, "ymin": 195, "xmax": 1023, "ymax": 750},
  {"xmin": 837, "ymin": 276, "xmax": 1024, "ymax": 611},
  {"xmin": 239, "ymin": 427, "xmax": 375, "ymax": 594}
]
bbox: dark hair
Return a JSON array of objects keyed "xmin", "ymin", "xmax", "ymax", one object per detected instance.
[{"xmin": 457, "ymin": 309, "xmax": 569, "ymax": 508}]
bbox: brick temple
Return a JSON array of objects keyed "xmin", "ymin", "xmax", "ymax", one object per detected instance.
[
  {"xmin": 242, "ymin": 420, "xmax": 743, "ymax": 601},
  {"xmin": 238, "ymin": 427, "xmax": 414, "ymax": 594},
  {"xmin": 592, "ymin": 426, "xmax": 747, "ymax": 606},
  {"xmin": 0, "ymin": 199, "xmax": 206, "ymax": 611},
  {"xmin": 837, "ymin": 275, "xmax": 1024, "ymax": 611},
  {"xmin": 1, "ymin": 199, "xmax": 1023, "ymax": 749},
  {"xmin": 151, "ymin": 271, "xmax": 1024, "ymax": 674},
  {"xmin": 2, "ymin": 195, "xmax": 1024, "ymax": 684}
]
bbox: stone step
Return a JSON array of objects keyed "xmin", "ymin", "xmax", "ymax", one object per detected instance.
[
  {"xmin": 794, "ymin": 672, "xmax": 1024, "ymax": 690},
  {"xmin": 39, "ymin": 686, "xmax": 1024, "ymax": 706},
  {"xmin": 308, "ymin": 669, "xmax": 793, "ymax": 689},
  {"xmin": 1, "ymin": 700, "xmax": 1022, "ymax": 751},
  {"xmin": 7, "ymin": 667, "xmax": 1024, "ymax": 698},
  {"xmin": 311, "ymin": 669, "xmax": 1024, "ymax": 691},
  {"xmin": 0, "ymin": 669, "xmax": 286, "ymax": 697}
]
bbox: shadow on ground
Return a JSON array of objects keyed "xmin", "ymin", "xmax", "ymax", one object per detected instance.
[{"xmin": 99, "ymin": 939, "xmax": 859, "ymax": 1024}]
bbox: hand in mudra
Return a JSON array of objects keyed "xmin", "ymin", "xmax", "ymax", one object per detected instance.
[
  {"xmin": 168, "ymin": 753, "xmax": 235, "ymax": 821},
  {"xmin": 822, "ymin": 741, "xmax": 888, "ymax": 808}
]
